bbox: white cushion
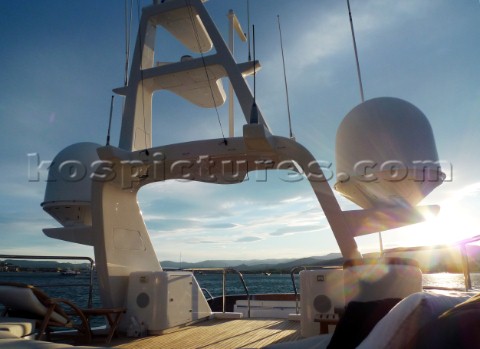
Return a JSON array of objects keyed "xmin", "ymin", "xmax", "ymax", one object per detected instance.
[
  {"xmin": 0, "ymin": 317, "xmax": 36, "ymax": 338},
  {"xmin": 357, "ymin": 292, "xmax": 469, "ymax": 349},
  {"xmin": 0, "ymin": 330, "xmax": 18, "ymax": 339},
  {"xmin": 0, "ymin": 338, "xmax": 108, "ymax": 348},
  {"xmin": 0, "ymin": 286, "xmax": 67, "ymax": 324}
]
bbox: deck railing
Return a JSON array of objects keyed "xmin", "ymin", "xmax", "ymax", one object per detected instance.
[
  {"xmin": 383, "ymin": 234, "xmax": 480, "ymax": 291},
  {"xmin": 289, "ymin": 235, "xmax": 480, "ymax": 307},
  {"xmin": 183, "ymin": 267, "xmax": 251, "ymax": 317},
  {"xmin": 0, "ymin": 254, "xmax": 95, "ymax": 308},
  {"xmin": 289, "ymin": 265, "xmax": 342, "ymax": 314}
]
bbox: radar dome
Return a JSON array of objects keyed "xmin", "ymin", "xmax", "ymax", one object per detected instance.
[
  {"xmin": 335, "ymin": 97, "xmax": 444, "ymax": 209},
  {"xmin": 42, "ymin": 142, "xmax": 102, "ymax": 227}
]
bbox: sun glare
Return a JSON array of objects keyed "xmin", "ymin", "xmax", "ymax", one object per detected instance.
[
  {"xmin": 394, "ymin": 199, "xmax": 477, "ymax": 248},
  {"xmin": 356, "ymin": 182, "xmax": 480, "ymax": 255}
]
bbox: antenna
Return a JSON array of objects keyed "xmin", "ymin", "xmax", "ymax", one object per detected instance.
[
  {"xmin": 347, "ymin": 0, "xmax": 365, "ymax": 102},
  {"xmin": 106, "ymin": 95, "xmax": 115, "ymax": 146},
  {"xmin": 277, "ymin": 15, "xmax": 294, "ymax": 140}
]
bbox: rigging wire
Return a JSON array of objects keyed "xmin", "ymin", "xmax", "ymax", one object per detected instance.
[
  {"xmin": 185, "ymin": 0, "xmax": 227, "ymax": 145},
  {"xmin": 347, "ymin": 0, "xmax": 365, "ymax": 103},
  {"xmin": 348, "ymin": 0, "xmax": 376, "ymax": 248},
  {"xmin": 250, "ymin": 24, "xmax": 258, "ymax": 124},
  {"xmin": 277, "ymin": 15, "xmax": 294, "ymax": 140},
  {"xmin": 124, "ymin": 0, "xmax": 134, "ymax": 86}
]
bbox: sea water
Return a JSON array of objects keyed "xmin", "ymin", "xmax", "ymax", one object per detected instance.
[
  {"xmin": 0, "ymin": 272, "xmax": 477, "ymax": 327},
  {"xmin": 197, "ymin": 272, "xmax": 480, "ymax": 297},
  {"xmin": 0, "ymin": 271, "xmax": 478, "ymax": 308}
]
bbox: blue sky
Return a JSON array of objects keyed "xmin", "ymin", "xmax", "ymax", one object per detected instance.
[{"xmin": 1, "ymin": 0, "xmax": 479, "ymax": 262}]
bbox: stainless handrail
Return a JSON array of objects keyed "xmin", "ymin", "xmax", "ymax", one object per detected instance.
[
  {"xmin": 0, "ymin": 254, "xmax": 95, "ymax": 308},
  {"xmin": 201, "ymin": 287, "xmax": 214, "ymax": 300},
  {"xmin": 183, "ymin": 267, "xmax": 251, "ymax": 317},
  {"xmin": 383, "ymin": 234, "xmax": 480, "ymax": 291},
  {"xmin": 290, "ymin": 266, "xmax": 305, "ymax": 314},
  {"xmin": 290, "ymin": 265, "xmax": 343, "ymax": 314}
]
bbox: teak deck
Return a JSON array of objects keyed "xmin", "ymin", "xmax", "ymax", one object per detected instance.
[{"xmin": 109, "ymin": 318, "xmax": 302, "ymax": 349}]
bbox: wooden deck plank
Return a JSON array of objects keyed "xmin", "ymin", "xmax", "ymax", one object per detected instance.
[{"xmin": 112, "ymin": 318, "xmax": 301, "ymax": 349}]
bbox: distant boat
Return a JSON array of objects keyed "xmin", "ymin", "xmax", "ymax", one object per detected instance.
[
  {"xmin": 60, "ymin": 269, "xmax": 80, "ymax": 276},
  {"xmin": 264, "ymin": 272, "xmax": 272, "ymax": 276}
]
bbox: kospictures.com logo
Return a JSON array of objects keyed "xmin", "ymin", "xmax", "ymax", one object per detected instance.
[{"xmin": 28, "ymin": 152, "xmax": 450, "ymax": 189}]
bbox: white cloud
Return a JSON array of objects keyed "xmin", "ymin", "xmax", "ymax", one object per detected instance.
[
  {"xmin": 235, "ymin": 236, "xmax": 263, "ymax": 243},
  {"xmin": 261, "ymin": 0, "xmax": 436, "ymax": 85}
]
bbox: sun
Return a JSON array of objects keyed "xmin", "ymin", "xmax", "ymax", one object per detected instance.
[
  {"xmin": 362, "ymin": 193, "xmax": 480, "ymax": 253},
  {"xmin": 425, "ymin": 202, "xmax": 475, "ymax": 244},
  {"xmin": 422, "ymin": 183, "xmax": 480, "ymax": 246},
  {"xmin": 400, "ymin": 197, "xmax": 478, "ymax": 248}
]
